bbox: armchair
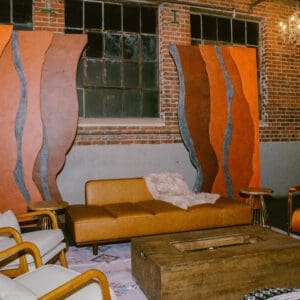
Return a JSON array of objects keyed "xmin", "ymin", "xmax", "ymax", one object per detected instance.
[
  {"xmin": 0, "ymin": 242, "xmax": 112, "ymax": 300},
  {"xmin": 288, "ymin": 185, "xmax": 300, "ymax": 234},
  {"xmin": 0, "ymin": 210, "xmax": 67, "ymax": 277}
]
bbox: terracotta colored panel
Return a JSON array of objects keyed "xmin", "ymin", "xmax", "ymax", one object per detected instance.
[
  {"xmin": 220, "ymin": 46, "xmax": 255, "ymax": 200},
  {"xmin": 176, "ymin": 45, "xmax": 218, "ymax": 192},
  {"xmin": 18, "ymin": 31, "xmax": 53, "ymax": 204},
  {"xmin": 35, "ymin": 34, "xmax": 87, "ymax": 201},
  {"xmin": 0, "ymin": 25, "xmax": 12, "ymax": 57},
  {"xmin": 199, "ymin": 45, "xmax": 228, "ymax": 197},
  {"xmin": 0, "ymin": 38, "xmax": 26, "ymax": 214},
  {"xmin": 230, "ymin": 47, "xmax": 260, "ymax": 188}
]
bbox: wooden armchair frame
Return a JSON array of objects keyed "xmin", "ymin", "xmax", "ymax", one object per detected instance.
[
  {"xmin": 0, "ymin": 242, "xmax": 111, "ymax": 300},
  {"xmin": 288, "ymin": 185, "xmax": 300, "ymax": 235},
  {"xmin": 0, "ymin": 210, "xmax": 67, "ymax": 277}
]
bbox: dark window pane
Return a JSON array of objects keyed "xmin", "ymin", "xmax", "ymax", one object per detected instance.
[
  {"xmin": 77, "ymin": 58, "xmax": 84, "ymax": 87},
  {"xmin": 123, "ymin": 90, "xmax": 140, "ymax": 117},
  {"xmin": 65, "ymin": 28, "xmax": 83, "ymax": 34},
  {"xmin": 233, "ymin": 19, "xmax": 245, "ymax": 44},
  {"xmin": 218, "ymin": 17, "xmax": 231, "ymax": 42},
  {"xmin": 142, "ymin": 35, "xmax": 156, "ymax": 61},
  {"xmin": 202, "ymin": 15, "xmax": 217, "ymax": 40},
  {"xmin": 13, "ymin": 0, "xmax": 32, "ymax": 23},
  {"xmin": 104, "ymin": 3, "xmax": 121, "ymax": 31},
  {"xmin": 191, "ymin": 39, "xmax": 200, "ymax": 45},
  {"xmin": 141, "ymin": 7, "xmax": 156, "ymax": 34},
  {"xmin": 105, "ymin": 61, "xmax": 121, "ymax": 87},
  {"xmin": 65, "ymin": 0, "xmax": 82, "ymax": 29},
  {"xmin": 123, "ymin": 5, "xmax": 140, "ymax": 33},
  {"xmin": 77, "ymin": 89, "xmax": 84, "ymax": 117},
  {"xmin": 84, "ymin": 59, "xmax": 104, "ymax": 87},
  {"xmin": 104, "ymin": 33, "xmax": 121, "ymax": 58},
  {"xmin": 85, "ymin": 33, "xmax": 102, "ymax": 58},
  {"xmin": 190, "ymin": 14, "xmax": 201, "ymax": 39},
  {"xmin": 103, "ymin": 89, "xmax": 122, "ymax": 117},
  {"xmin": 142, "ymin": 63, "xmax": 157, "ymax": 88},
  {"xmin": 84, "ymin": 1, "xmax": 102, "ymax": 30},
  {"xmin": 247, "ymin": 21, "xmax": 259, "ymax": 45},
  {"xmin": 0, "ymin": 0, "xmax": 10, "ymax": 23},
  {"xmin": 123, "ymin": 34, "xmax": 138, "ymax": 60},
  {"xmin": 123, "ymin": 62, "xmax": 139, "ymax": 88},
  {"xmin": 142, "ymin": 90, "xmax": 159, "ymax": 117},
  {"xmin": 85, "ymin": 89, "xmax": 103, "ymax": 117}
]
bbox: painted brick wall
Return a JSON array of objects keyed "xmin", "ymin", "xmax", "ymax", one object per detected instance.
[{"xmin": 33, "ymin": 0, "xmax": 300, "ymax": 144}]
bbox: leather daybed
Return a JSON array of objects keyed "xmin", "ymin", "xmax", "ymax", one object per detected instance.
[{"xmin": 65, "ymin": 178, "xmax": 252, "ymax": 254}]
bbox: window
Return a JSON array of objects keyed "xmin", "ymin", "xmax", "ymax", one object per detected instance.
[
  {"xmin": 65, "ymin": 1, "xmax": 159, "ymax": 118},
  {"xmin": 0, "ymin": 0, "xmax": 32, "ymax": 30},
  {"xmin": 190, "ymin": 13, "xmax": 261, "ymax": 117}
]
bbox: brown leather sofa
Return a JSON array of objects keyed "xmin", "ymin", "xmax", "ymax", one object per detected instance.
[{"xmin": 65, "ymin": 178, "xmax": 252, "ymax": 254}]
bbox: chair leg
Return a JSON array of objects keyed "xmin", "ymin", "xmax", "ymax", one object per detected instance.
[
  {"xmin": 59, "ymin": 250, "xmax": 68, "ymax": 268},
  {"xmin": 92, "ymin": 244, "xmax": 99, "ymax": 255}
]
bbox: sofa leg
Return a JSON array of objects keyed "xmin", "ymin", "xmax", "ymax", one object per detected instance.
[{"xmin": 92, "ymin": 244, "xmax": 99, "ymax": 255}]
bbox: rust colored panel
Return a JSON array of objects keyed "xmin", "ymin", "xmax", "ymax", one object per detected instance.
[
  {"xmin": 221, "ymin": 46, "xmax": 255, "ymax": 200},
  {"xmin": 18, "ymin": 31, "xmax": 53, "ymax": 204},
  {"xmin": 230, "ymin": 47, "xmax": 260, "ymax": 188},
  {"xmin": 0, "ymin": 40, "xmax": 26, "ymax": 214},
  {"xmin": 199, "ymin": 45, "xmax": 228, "ymax": 197},
  {"xmin": 0, "ymin": 25, "xmax": 13, "ymax": 57},
  {"xmin": 35, "ymin": 33, "xmax": 87, "ymax": 201},
  {"xmin": 177, "ymin": 45, "xmax": 218, "ymax": 192}
]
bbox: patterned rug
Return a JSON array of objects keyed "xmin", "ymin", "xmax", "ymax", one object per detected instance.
[{"xmin": 65, "ymin": 243, "xmax": 147, "ymax": 299}]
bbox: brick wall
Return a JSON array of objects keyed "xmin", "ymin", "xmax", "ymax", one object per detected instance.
[{"xmin": 33, "ymin": 0, "xmax": 300, "ymax": 144}]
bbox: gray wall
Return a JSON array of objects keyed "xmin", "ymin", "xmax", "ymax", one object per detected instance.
[{"xmin": 57, "ymin": 142, "xmax": 300, "ymax": 204}]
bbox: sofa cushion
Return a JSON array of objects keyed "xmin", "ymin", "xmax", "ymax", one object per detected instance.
[
  {"xmin": 0, "ymin": 273, "xmax": 36, "ymax": 300},
  {"xmin": 103, "ymin": 203, "xmax": 153, "ymax": 218},
  {"xmin": 137, "ymin": 200, "xmax": 184, "ymax": 214}
]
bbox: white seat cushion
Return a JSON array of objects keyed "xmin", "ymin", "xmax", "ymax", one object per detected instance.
[
  {"xmin": 0, "ymin": 273, "xmax": 36, "ymax": 300},
  {"xmin": 0, "ymin": 210, "xmax": 21, "ymax": 240},
  {"xmin": 15, "ymin": 265, "xmax": 116, "ymax": 300},
  {"xmin": 0, "ymin": 229, "xmax": 65, "ymax": 269}
]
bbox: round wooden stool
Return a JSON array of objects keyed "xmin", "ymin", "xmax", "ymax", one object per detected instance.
[{"xmin": 239, "ymin": 187, "xmax": 273, "ymax": 226}]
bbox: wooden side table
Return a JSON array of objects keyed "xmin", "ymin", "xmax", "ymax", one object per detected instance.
[
  {"xmin": 28, "ymin": 200, "xmax": 69, "ymax": 230},
  {"xmin": 239, "ymin": 187, "xmax": 273, "ymax": 226}
]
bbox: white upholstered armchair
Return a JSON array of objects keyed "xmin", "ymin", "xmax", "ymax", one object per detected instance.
[{"xmin": 0, "ymin": 209, "xmax": 67, "ymax": 277}]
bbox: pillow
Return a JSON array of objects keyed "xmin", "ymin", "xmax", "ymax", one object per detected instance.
[
  {"xmin": 0, "ymin": 273, "xmax": 36, "ymax": 300},
  {"xmin": 0, "ymin": 210, "xmax": 21, "ymax": 240}
]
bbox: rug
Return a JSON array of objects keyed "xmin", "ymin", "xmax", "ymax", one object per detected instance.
[{"xmin": 65, "ymin": 243, "xmax": 147, "ymax": 300}]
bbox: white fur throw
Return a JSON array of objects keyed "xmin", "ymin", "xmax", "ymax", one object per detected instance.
[{"xmin": 144, "ymin": 172, "xmax": 219, "ymax": 210}]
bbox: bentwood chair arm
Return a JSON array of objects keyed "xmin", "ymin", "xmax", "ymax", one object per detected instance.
[
  {"xmin": 17, "ymin": 210, "xmax": 59, "ymax": 229},
  {"xmin": 288, "ymin": 185, "xmax": 300, "ymax": 235}
]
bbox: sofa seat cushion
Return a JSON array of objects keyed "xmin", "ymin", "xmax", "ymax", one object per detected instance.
[
  {"xmin": 15, "ymin": 265, "xmax": 116, "ymax": 300},
  {"xmin": 103, "ymin": 203, "xmax": 153, "ymax": 218},
  {"xmin": 137, "ymin": 200, "xmax": 183, "ymax": 214},
  {"xmin": 66, "ymin": 205, "xmax": 114, "ymax": 221}
]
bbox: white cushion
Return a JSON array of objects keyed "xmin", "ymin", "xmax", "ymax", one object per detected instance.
[
  {"xmin": 0, "ymin": 210, "xmax": 21, "ymax": 240},
  {"xmin": 0, "ymin": 229, "xmax": 65, "ymax": 269},
  {"xmin": 15, "ymin": 265, "xmax": 116, "ymax": 300},
  {"xmin": 0, "ymin": 273, "xmax": 36, "ymax": 300}
]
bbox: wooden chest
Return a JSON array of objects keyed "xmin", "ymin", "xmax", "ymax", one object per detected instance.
[{"xmin": 131, "ymin": 226, "xmax": 300, "ymax": 300}]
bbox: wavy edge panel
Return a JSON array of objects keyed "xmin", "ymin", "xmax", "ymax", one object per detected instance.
[
  {"xmin": 35, "ymin": 33, "xmax": 87, "ymax": 201},
  {"xmin": 199, "ymin": 45, "xmax": 228, "ymax": 197},
  {"xmin": 0, "ymin": 34, "xmax": 26, "ymax": 214},
  {"xmin": 18, "ymin": 31, "xmax": 54, "ymax": 204},
  {"xmin": 220, "ymin": 46, "xmax": 255, "ymax": 200},
  {"xmin": 0, "ymin": 25, "xmax": 13, "ymax": 57},
  {"xmin": 229, "ymin": 47, "xmax": 260, "ymax": 188}
]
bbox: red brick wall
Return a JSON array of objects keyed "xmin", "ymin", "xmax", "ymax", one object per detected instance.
[{"xmin": 33, "ymin": 0, "xmax": 300, "ymax": 144}]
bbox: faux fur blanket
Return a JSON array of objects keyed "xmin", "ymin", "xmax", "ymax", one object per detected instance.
[{"xmin": 144, "ymin": 172, "xmax": 220, "ymax": 210}]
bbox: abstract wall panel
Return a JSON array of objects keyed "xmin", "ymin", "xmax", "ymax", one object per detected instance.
[
  {"xmin": 170, "ymin": 44, "xmax": 260, "ymax": 200},
  {"xmin": 0, "ymin": 27, "xmax": 87, "ymax": 213},
  {"xmin": 33, "ymin": 34, "xmax": 87, "ymax": 201}
]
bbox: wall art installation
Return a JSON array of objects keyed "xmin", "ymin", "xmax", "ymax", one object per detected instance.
[
  {"xmin": 0, "ymin": 26, "xmax": 86, "ymax": 213},
  {"xmin": 170, "ymin": 44, "xmax": 260, "ymax": 200}
]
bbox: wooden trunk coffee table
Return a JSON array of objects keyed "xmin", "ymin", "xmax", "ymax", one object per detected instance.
[{"xmin": 131, "ymin": 226, "xmax": 300, "ymax": 300}]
